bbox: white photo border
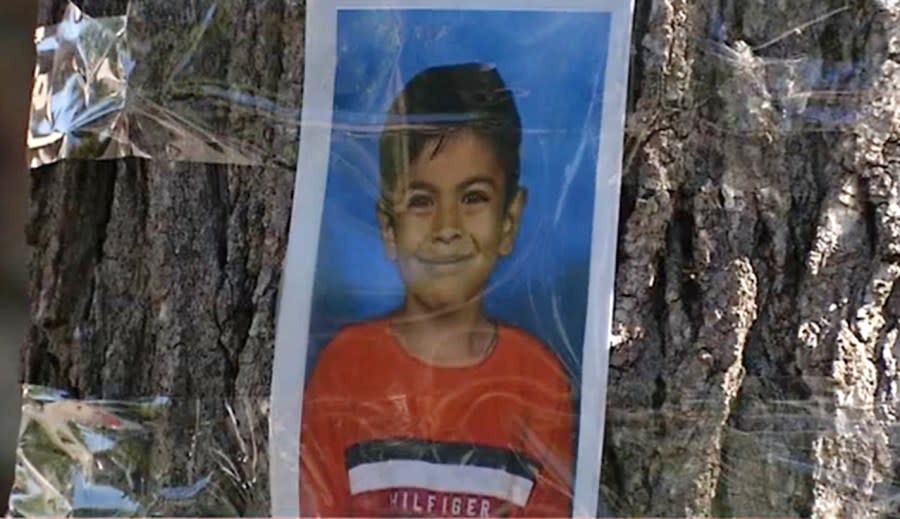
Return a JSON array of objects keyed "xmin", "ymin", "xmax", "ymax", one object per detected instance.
[{"xmin": 270, "ymin": 1, "xmax": 634, "ymax": 516}]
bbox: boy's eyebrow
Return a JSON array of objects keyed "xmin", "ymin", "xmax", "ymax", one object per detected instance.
[
  {"xmin": 407, "ymin": 180, "xmax": 437, "ymax": 192},
  {"xmin": 405, "ymin": 176, "xmax": 499, "ymax": 192},
  {"xmin": 458, "ymin": 176, "xmax": 500, "ymax": 190}
]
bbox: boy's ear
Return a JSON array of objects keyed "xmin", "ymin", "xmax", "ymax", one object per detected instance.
[
  {"xmin": 376, "ymin": 200, "xmax": 398, "ymax": 261},
  {"xmin": 499, "ymin": 188, "xmax": 526, "ymax": 256}
]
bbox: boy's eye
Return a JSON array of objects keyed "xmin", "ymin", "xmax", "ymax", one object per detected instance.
[
  {"xmin": 406, "ymin": 193, "xmax": 434, "ymax": 210},
  {"xmin": 462, "ymin": 190, "xmax": 490, "ymax": 205}
]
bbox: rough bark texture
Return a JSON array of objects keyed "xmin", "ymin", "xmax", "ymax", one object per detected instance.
[
  {"xmin": 605, "ymin": 0, "xmax": 900, "ymax": 517},
  {"xmin": 21, "ymin": 0, "xmax": 900, "ymax": 516}
]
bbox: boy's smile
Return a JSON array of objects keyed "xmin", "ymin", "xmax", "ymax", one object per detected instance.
[{"xmin": 377, "ymin": 129, "xmax": 525, "ymax": 316}]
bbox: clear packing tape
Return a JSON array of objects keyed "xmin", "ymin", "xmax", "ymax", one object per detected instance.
[
  {"xmin": 12, "ymin": 379, "xmax": 576, "ymax": 517},
  {"xmin": 16, "ymin": 1, "xmax": 894, "ymax": 518},
  {"xmin": 27, "ymin": 2, "xmax": 871, "ymax": 170},
  {"xmin": 11, "ymin": 382, "xmax": 889, "ymax": 517}
]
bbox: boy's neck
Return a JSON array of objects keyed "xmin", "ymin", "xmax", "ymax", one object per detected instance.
[{"xmin": 390, "ymin": 299, "xmax": 496, "ymax": 368}]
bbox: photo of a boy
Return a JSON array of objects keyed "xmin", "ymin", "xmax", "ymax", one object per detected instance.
[{"xmin": 299, "ymin": 63, "xmax": 574, "ymax": 517}]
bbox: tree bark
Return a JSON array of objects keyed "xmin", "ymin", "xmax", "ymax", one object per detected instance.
[
  {"xmin": 606, "ymin": 0, "xmax": 900, "ymax": 517},
  {"xmin": 21, "ymin": 0, "xmax": 900, "ymax": 517}
]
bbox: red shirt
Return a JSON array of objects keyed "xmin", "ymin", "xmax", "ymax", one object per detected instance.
[{"xmin": 299, "ymin": 319, "xmax": 574, "ymax": 517}]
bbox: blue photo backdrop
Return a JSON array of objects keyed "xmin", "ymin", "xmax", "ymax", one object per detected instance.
[{"xmin": 308, "ymin": 8, "xmax": 612, "ymax": 382}]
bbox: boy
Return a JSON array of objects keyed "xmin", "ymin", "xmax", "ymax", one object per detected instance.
[{"xmin": 299, "ymin": 62, "xmax": 574, "ymax": 517}]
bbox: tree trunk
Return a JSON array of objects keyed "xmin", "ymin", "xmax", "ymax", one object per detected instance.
[
  {"xmin": 21, "ymin": 0, "xmax": 900, "ymax": 517},
  {"xmin": 606, "ymin": 0, "xmax": 900, "ymax": 517}
]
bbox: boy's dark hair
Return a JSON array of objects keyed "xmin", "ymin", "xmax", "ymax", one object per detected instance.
[{"xmin": 379, "ymin": 62, "xmax": 522, "ymax": 209}]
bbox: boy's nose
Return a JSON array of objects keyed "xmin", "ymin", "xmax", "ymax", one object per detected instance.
[{"xmin": 432, "ymin": 200, "xmax": 462, "ymax": 243}]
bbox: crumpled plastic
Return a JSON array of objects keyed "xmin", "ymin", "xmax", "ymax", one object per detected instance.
[
  {"xmin": 10, "ymin": 385, "xmax": 265, "ymax": 517},
  {"xmin": 27, "ymin": 1, "xmax": 274, "ymax": 168}
]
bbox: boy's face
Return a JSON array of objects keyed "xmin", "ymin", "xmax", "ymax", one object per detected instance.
[{"xmin": 377, "ymin": 130, "xmax": 525, "ymax": 315}]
